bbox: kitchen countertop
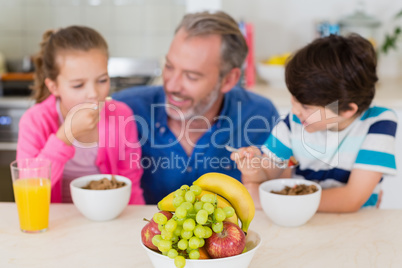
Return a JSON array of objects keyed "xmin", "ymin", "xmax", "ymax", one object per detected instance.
[
  {"xmin": 251, "ymin": 76, "xmax": 402, "ymax": 111},
  {"xmin": 1, "ymin": 203, "xmax": 401, "ymax": 267}
]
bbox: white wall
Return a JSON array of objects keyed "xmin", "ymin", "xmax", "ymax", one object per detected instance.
[
  {"xmin": 0, "ymin": 0, "xmax": 186, "ymax": 60},
  {"xmin": 1, "ymin": 0, "xmax": 402, "ymax": 70},
  {"xmin": 221, "ymin": 0, "xmax": 402, "ymax": 77}
]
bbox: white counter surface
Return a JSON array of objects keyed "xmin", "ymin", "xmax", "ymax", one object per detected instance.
[{"xmin": 1, "ymin": 203, "xmax": 401, "ymax": 268}]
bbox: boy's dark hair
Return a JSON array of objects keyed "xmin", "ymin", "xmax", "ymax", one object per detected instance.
[{"xmin": 285, "ymin": 34, "xmax": 377, "ymax": 115}]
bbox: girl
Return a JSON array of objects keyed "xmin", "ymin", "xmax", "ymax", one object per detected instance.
[{"xmin": 17, "ymin": 26, "xmax": 145, "ymax": 204}]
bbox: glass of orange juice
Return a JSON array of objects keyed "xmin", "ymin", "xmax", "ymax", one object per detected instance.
[{"xmin": 10, "ymin": 159, "xmax": 51, "ymax": 233}]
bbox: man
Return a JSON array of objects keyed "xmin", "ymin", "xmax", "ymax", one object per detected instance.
[{"xmin": 113, "ymin": 11, "xmax": 279, "ymax": 204}]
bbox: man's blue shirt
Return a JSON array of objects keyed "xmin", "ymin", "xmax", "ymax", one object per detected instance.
[{"xmin": 113, "ymin": 85, "xmax": 279, "ymax": 204}]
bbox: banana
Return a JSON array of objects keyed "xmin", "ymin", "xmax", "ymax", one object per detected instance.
[
  {"xmin": 157, "ymin": 189, "xmax": 239, "ymax": 225},
  {"xmin": 157, "ymin": 191, "xmax": 175, "ymax": 211},
  {"xmin": 196, "ymin": 190, "xmax": 238, "ymax": 225},
  {"xmin": 193, "ymin": 172, "xmax": 255, "ymax": 233}
]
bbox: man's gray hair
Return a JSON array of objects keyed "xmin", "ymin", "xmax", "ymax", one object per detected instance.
[{"xmin": 176, "ymin": 11, "xmax": 248, "ymax": 77}]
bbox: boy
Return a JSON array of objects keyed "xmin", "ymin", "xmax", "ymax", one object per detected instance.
[{"xmin": 231, "ymin": 34, "xmax": 397, "ymax": 212}]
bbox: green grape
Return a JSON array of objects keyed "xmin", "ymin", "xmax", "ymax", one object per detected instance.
[
  {"xmin": 167, "ymin": 248, "xmax": 178, "ymax": 259},
  {"xmin": 174, "ymin": 189, "xmax": 185, "ymax": 197},
  {"xmin": 198, "ymin": 238, "xmax": 205, "ymax": 248},
  {"xmin": 185, "ymin": 191, "xmax": 196, "ymax": 203},
  {"xmin": 200, "ymin": 193, "xmax": 215, "ymax": 203},
  {"xmin": 162, "ymin": 251, "xmax": 168, "ymax": 256},
  {"xmin": 190, "ymin": 185, "xmax": 202, "ymax": 196},
  {"xmin": 212, "ymin": 221, "xmax": 223, "ymax": 233},
  {"xmin": 204, "ymin": 226, "xmax": 213, "ymax": 238},
  {"xmin": 183, "ymin": 218, "xmax": 196, "ymax": 231},
  {"xmin": 171, "ymin": 235, "xmax": 179, "ymax": 243},
  {"xmin": 194, "ymin": 225, "xmax": 206, "ymax": 238},
  {"xmin": 194, "ymin": 201, "xmax": 204, "ymax": 212},
  {"xmin": 180, "ymin": 185, "xmax": 190, "ymax": 191},
  {"xmin": 196, "ymin": 209, "xmax": 208, "ymax": 224},
  {"xmin": 153, "ymin": 212, "xmax": 168, "ymax": 225},
  {"xmin": 214, "ymin": 208, "xmax": 226, "ymax": 222},
  {"xmin": 189, "ymin": 249, "xmax": 201, "ymax": 260},
  {"xmin": 181, "ymin": 229, "xmax": 193, "ymax": 240},
  {"xmin": 158, "ymin": 239, "xmax": 172, "ymax": 252},
  {"xmin": 176, "ymin": 217, "xmax": 186, "ymax": 226},
  {"xmin": 152, "ymin": 234, "xmax": 162, "ymax": 247},
  {"xmin": 177, "ymin": 238, "xmax": 188, "ymax": 250},
  {"xmin": 203, "ymin": 202, "xmax": 215, "ymax": 215},
  {"xmin": 173, "ymin": 225, "xmax": 183, "ymax": 236},
  {"xmin": 175, "ymin": 206, "xmax": 187, "ymax": 219},
  {"xmin": 188, "ymin": 236, "xmax": 200, "ymax": 249},
  {"xmin": 223, "ymin": 206, "xmax": 235, "ymax": 218},
  {"xmin": 161, "ymin": 229, "xmax": 173, "ymax": 240},
  {"xmin": 180, "ymin": 202, "xmax": 194, "ymax": 212},
  {"xmin": 174, "ymin": 256, "xmax": 186, "ymax": 268},
  {"xmin": 158, "ymin": 224, "xmax": 163, "ymax": 232},
  {"xmin": 173, "ymin": 196, "xmax": 185, "ymax": 208},
  {"xmin": 165, "ymin": 219, "xmax": 178, "ymax": 233}
]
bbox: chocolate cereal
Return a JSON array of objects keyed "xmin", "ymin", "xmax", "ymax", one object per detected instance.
[
  {"xmin": 271, "ymin": 184, "xmax": 318, "ymax": 195},
  {"xmin": 82, "ymin": 176, "xmax": 126, "ymax": 190}
]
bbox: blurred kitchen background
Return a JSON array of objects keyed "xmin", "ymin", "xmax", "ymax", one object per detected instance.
[
  {"xmin": 1, "ymin": 0, "xmax": 402, "ymax": 207},
  {"xmin": 1, "ymin": 0, "xmax": 402, "ymax": 76}
]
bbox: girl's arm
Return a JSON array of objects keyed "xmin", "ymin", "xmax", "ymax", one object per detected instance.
[
  {"xmin": 116, "ymin": 104, "xmax": 145, "ymax": 205},
  {"xmin": 318, "ymin": 169, "xmax": 382, "ymax": 213},
  {"xmin": 17, "ymin": 113, "xmax": 75, "ymax": 193}
]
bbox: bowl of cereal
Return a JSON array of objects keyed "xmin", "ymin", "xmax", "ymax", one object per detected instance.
[
  {"xmin": 70, "ymin": 174, "xmax": 131, "ymax": 221},
  {"xmin": 259, "ymin": 179, "xmax": 321, "ymax": 227}
]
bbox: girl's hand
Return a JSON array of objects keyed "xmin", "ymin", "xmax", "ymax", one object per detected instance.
[
  {"xmin": 230, "ymin": 146, "xmax": 267, "ymax": 183},
  {"xmin": 57, "ymin": 103, "xmax": 100, "ymax": 145}
]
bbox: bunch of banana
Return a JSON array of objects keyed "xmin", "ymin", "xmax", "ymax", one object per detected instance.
[
  {"xmin": 158, "ymin": 172, "xmax": 255, "ymax": 233},
  {"xmin": 193, "ymin": 173, "xmax": 255, "ymax": 233}
]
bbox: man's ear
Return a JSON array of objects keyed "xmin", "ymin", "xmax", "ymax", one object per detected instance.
[
  {"xmin": 44, "ymin": 78, "xmax": 59, "ymax": 96},
  {"xmin": 341, "ymin": 103, "xmax": 359, "ymax": 118},
  {"xmin": 219, "ymin": 68, "xmax": 241, "ymax": 93}
]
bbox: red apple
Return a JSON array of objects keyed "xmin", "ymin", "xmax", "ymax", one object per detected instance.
[
  {"xmin": 141, "ymin": 211, "xmax": 173, "ymax": 251},
  {"xmin": 205, "ymin": 221, "xmax": 246, "ymax": 258}
]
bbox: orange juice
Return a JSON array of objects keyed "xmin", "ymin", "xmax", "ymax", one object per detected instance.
[{"xmin": 13, "ymin": 178, "xmax": 51, "ymax": 232}]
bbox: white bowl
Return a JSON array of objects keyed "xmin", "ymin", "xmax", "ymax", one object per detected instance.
[
  {"xmin": 259, "ymin": 179, "xmax": 321, "ymax": 227},
  {"xmin": 70, "ymin": 174, "xmax": 131, "ymax": 221},
  {"xmin": 141, "ymin": 230, "xmax": 261, "ymax": 268},
  {"xmin": 256, "ymin": 63, "xmax": 286, "ymax": 89}
]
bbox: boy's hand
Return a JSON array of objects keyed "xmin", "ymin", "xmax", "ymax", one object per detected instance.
[{"xmin": 230, "ymin": 146, "xmax": 267, "ymax": 183}]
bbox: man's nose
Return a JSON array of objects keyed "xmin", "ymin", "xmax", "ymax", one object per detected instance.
[{"xmin": 165, "ymin": 73, "xmax": 182, "ymax": 93}]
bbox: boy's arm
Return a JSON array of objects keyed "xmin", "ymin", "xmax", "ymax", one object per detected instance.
[{"xmin": 318, "ymin": 169, "xmax": 382, "ymax": 213}]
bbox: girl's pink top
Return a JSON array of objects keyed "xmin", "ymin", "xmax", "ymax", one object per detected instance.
[{"xmin": 17, "ymin": 95, "xmax": 145, "ymax": 204}]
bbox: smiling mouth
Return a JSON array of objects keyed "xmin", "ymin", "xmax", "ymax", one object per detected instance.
[{"xmin": 171, "ymin": 95, "xmax": 185, "ymax": 102}]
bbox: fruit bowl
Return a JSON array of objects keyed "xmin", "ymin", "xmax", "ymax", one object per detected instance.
[
  {"xmin": 141, "ymin": 230, "xmax": 261, "ymax": 268},
  {"xmin": 259, "ymin": 179, "xmax": 321, "ymax": 227},
  {"xmin": 70, "ymin": 174, "xmax": 131, "ymax": 221}
]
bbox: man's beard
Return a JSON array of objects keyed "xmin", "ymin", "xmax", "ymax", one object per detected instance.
[{"xmin": 165, "ymin": 81, "xmax": 221, "ymax": 121}]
